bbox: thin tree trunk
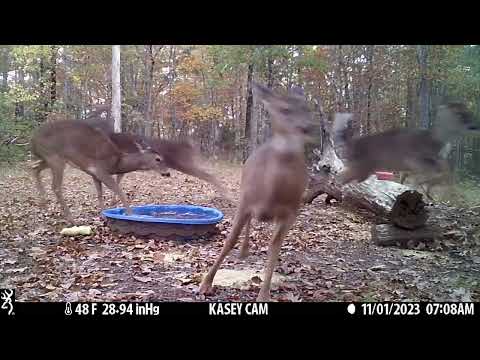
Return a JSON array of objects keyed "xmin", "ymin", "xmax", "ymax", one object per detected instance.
[
  {"xmin": 1, "ymin": 47, "xmax": 8, "ymax": 92},
  {"xmin": 15, "ymin": 69, "xmax": 25, "ymax": 118},
  {"xmin": 244, "ymin": 63, "xmax": 254, "ymax": 162},
  {"xmin": 144, "ymin": 45, "xmax": 154, "ymax": 137},
  {"xmin": 169, "ymin": 45, "xmax": 177, "ymax": 138},
  {"xmin": 49, "ymin": 46, "xmax": 57, "ymax": 109},
  {"xmin": 112, "ymin": 45, "xmax": 122, "ymax": 133},
  {"xmin": 365, "ymin": 45, "xmax": 374, "ymax": 134},
  {"xmin": 417, "ymin": 45, "xmax": 430, "ymax": 129},
  {"xmin": 62, "ymin": 47, "xmax": 73, "ymax": 113},
  {"xmin": 263, "ymin": 56, "xmax": 274, "ymax": 142}
]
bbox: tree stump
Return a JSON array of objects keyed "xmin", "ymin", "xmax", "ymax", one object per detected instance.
[{"xmin": 389, "ymin": 190, "xmax": 428, "ymax": 230}]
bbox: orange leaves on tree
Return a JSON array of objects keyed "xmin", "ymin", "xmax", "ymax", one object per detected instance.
[{"xmin": 185, "ymin": 105, "xmax": 223, "ymax": 123}]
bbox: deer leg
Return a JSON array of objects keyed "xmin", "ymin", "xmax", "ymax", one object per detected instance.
[
  {"xmin": 257, "ymin": 215, "xmax": 295, "ymax": 302},
  {"xmin": 92, "ymin": 170, "xmax": 132, "ymax": 215},
  {"xmin": 400, "ymin": 172, "xmax": 409, "ymax": 184},
  {"xmin": 239, "ymin": 216, "xmax": 252, "ymax": 259},
  {"xmin": 92, "ymin": 177, "xmax": 104, "ymax": 209},
  {"xmin": 32, "ymin": 160, "xmax": 48, "ymax": 206},
  {"xmin": 49, "ymin": 159, "xmax": 73, "ymax": 224},
  {"xmin": 199, "ymin": 208, "xmax": 249, "ymax": 295},
  {"xmin": 111, "ymin": 173, "xmax": 125, "ymax": 205}
]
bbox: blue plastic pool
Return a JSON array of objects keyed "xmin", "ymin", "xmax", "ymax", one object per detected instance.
[
  {"xmin": 101, "ymin": 204, "xmax": 224, "ymax": 239},
  {"xmin": 102, "ymin": 204, "xmax": 224, "ymax": 225}
]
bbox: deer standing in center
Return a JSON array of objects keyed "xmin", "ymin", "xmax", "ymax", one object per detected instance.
[{"xmin": 199, "ymin": 83, "xmax": 315, "ymax": 302}]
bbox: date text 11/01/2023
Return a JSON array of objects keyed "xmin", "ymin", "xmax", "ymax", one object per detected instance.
[{"xmin": 359, "ymin": 303, "xmax": 475, "ymax": 316}]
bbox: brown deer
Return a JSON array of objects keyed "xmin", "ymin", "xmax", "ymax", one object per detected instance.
[
  {"xmin": 199, "ymin": 83, "xmax": 315, "ymax": 302},
  {"xmin": 85, "ymin": 114, "xmax": 231, "ymax": 204},
  {"xmin": 31, "ymin": 120, "xmax": 168, "ymax": 224},
  {"xmin": 336, "ymin": 102, "xmax": 479, "ymax": 197}
]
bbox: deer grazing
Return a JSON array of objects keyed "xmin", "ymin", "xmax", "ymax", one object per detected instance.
[
  {"xmin": 336, "ymin": 102, "xmax": 479, "ymax": 196},
  {"xmin": 106, "ymin": 134, "xmax": 231, "ymax": 204},
  {"xmin": 84, "ymin": 109, "xmax": 231, "ymax": 204},
  {"xmin": 199, "ymin": 83, "xmax": 315, "ymax": 302},
  {"xmin": 31, "ymin": 120, "xmax": 168, "ymax": 224}
]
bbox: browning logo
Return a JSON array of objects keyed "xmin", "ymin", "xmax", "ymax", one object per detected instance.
[{"xmin": 1, "ymin": 289, "xmax": 15, "ymax": 316}]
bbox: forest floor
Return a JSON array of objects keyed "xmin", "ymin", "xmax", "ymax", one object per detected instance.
[{"xmin": 1, "ymin": 161, "xmax": 479, "ymax": 302}]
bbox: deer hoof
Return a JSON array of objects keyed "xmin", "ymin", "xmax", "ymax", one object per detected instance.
[
  {"xmin": 239, "ymin": 249, "xmax": 249, "ymax": 260},
  {"xmin": 256, "ymin": 292, "xmax": 271, "ymax": 302},
  {"xmin": 199, "ymin": 281, "xmax": 214, "ymax": 295}
]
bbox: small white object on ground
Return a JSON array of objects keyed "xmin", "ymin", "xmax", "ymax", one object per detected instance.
[{"xmin": 60, "ymin": 226, "xmax": 93, "ymax": 236}]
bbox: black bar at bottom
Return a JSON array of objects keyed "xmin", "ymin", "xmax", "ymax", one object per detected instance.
[{"xmin": 2, "ymin": 302, "xmax": 479, "ymax": 320}]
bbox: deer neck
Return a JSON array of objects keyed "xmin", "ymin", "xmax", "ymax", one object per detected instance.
[
  {"xmin": 116, "ymin": 153, "xmax": 147, "ymax": 173},
  {"xmin": 270, "ymin": 132, "xmax": 306, "ymax": 155}
]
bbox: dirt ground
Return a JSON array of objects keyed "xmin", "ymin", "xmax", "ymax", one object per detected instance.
[{"xmin": 1, "ymin": 161, "xmax": 479, "ymax": 302}]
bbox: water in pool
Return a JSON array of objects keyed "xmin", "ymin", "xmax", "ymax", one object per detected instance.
[{"xmin": 128, "ymin": 210, "xmax": 213, "ymax": 220}]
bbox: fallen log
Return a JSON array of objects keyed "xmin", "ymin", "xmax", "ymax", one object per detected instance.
[{"xmin": 372, "ymin": 223, "xmax": 441, "ymax": 247}]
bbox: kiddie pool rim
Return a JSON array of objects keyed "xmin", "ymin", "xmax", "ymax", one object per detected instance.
[{"xmin": 102, "ymin": 204, "xmax": 224, "ymax": 225}]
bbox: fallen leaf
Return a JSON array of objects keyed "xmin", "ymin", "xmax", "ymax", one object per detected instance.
[
  {"xmin": 369, "ymin": 265, "xmax": 387, "ymax": 271},
  {"xmin": 5, "ymin": 267, "xmax": 27, "ymax": 273}
]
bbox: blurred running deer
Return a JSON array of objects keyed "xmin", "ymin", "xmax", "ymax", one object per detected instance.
[
  {"xmin": 199, "ymin": 83, "xmax": 316, "ymax": 302},
  {"xmin": 83, "ymin": 105, "xmax": 231, "ymax": 202},
  {"xmin": 31, "ymin": 120, "xmax": 168, "ymax": 224},
  {"xmin": 336, "ymin": 102, "xmax": 479, "ymax": 197}
]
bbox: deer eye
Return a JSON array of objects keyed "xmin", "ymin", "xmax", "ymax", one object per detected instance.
[{"xmin": 155, "ymin": 157, "xmax": 163, "ymax": 162}]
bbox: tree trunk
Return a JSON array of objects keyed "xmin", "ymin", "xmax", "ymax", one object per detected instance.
[
  {"xmin": 49, "ymin": 46, "xmax": 57, "ymax": 108},
  {"xmin": 406, "ymin": 76, "xmax": 417, "ymax": 128},
  {"xmin": 62, "ymin": 47, "xmax": 73, "ymax": 113},
  {"xmin": 15, "ymin": 69, "xmax": 25, "ymax": 118},
  {"xmin": 144, "ymin": 45, "xmax": 154, "ymax": 137},
  {"xmin": 1, "ymin": 47, "xmax": 8, "ymax": 92},
  {"xmin": 365, "ymin": 45, "xmax": 374, "ymax": 134},
  {"xmin": 244, "ymin": 63, "xmax": 254, "ymax": 162},
  {"xmin": 262, "ymin": 57, "xmax": 274, "ymax": 142},
  {"xmin": 112, "ymin": 45, "xmax": 122, "ymax": 133},
  {"xmin": 417, "ymin": 45, "xmax": 430, "ymax": 129},
  {"xmin": 169, "ymin": 45, "xmax": 178, "ymax": 138}
]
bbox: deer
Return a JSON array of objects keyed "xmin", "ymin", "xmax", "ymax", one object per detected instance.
[
  {"xmin": 335, "ymin": 102, "xmax": 479, "ymax": 198},
  {"xmin": 84, "ymin": 109, "xmax": 231, "ymax": 204},
  {"xmin": 199, "ymin": 83, "xmax": 316, "ymax": 302},
  {"xmin": 30, "ymin": 120, "xmax": 169, "ymax": 224}
]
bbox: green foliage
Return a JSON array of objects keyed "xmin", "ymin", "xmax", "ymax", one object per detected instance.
[{"xmin": 0, "ymin": 94, "xmax": 32, "ymax": 164}]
